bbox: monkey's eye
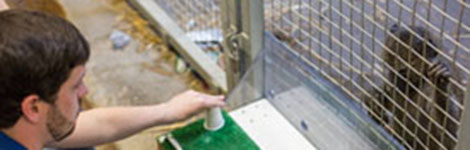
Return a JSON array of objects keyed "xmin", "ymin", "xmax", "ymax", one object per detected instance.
[{"xmin": 390, "ymin": 24, "xmax": 399, "ymax": 33}]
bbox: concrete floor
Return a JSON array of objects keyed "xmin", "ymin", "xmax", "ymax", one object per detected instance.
[{"xmin": 61, "ymin": 0, "xmax": 194, "ymax": 149}]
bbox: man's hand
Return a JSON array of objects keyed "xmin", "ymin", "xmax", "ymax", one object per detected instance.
[{"xmin": 162, "ymin": 90, "xmax": 225, "ymax": 123}]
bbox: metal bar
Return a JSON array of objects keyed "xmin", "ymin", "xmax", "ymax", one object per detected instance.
[
  {"xmin": 128, "ymin": 0, "xmax": 227, "ymax": 92},
  {"xmin": 240, "ymin": 0, "xmax": 265, "ymax": 71},
  {"xmin": 221, "ymin": 0, "xmax": 240, "ymax": 92},
  {"xmin": 222, "ymin": 0, "xmax": 264, "ymax": 94},
  {"xmin": 239, "ymin": 0, "xmax": 265, "ymax": 99}
]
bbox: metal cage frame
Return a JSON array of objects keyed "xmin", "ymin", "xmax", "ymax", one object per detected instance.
[{"xmin": 130, "ymin": 0, "xmax": 470, "ymax": 149}]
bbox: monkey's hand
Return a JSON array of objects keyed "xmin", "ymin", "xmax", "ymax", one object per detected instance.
[{"xmin": 426, "ymin": 61, "xmax": 450, "ymax": 88}]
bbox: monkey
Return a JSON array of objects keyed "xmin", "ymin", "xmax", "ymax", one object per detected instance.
[{"xmin": 365, "ymin": 24, "xmax": 462, "ymax": 150}]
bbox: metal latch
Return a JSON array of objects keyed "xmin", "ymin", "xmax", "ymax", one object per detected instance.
[{"xmin": 224, "ymin": 27, "xmax": 249, "ymax": 61}]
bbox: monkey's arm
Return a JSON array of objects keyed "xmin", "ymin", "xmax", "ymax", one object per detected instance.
[
  {"xmin": 428, "ymin": 62, "xmax": 462, "ymax": 149},
  {"xmin": 428, "ymin": 62, "xmax": 450, "ymax": 111}
]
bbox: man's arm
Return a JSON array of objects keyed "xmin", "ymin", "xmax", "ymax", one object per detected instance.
[{"xmin": 48, "ymin": 90, "xmax": 225, "ymax": 148}]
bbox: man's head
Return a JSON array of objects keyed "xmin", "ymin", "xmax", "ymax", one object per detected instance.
[{"xmin": 0, "ymin": 9, "xmax": 89, "ymax": 142}]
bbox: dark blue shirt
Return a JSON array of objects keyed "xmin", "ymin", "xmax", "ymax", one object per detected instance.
[{"xmin": 0, "ymin": 132, "xmax": 26, "ymax": 150}]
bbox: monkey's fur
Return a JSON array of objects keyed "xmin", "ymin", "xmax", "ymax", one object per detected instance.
[{"xmin": 365, "ymin": 25, "xmax": 462, "ymax": 150}]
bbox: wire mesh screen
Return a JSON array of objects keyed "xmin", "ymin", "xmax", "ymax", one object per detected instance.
[
  {"xmin": 265, "ymin": 34, "xmax": 404, "ymax": 149},
  {"xmin": 149, "ymin": 0, "xmax": 470, "ymax": 149},
  {"xmin": 154, "ymin": 0, "xmax": 223, "ymax": 64},
  {"xmin": 265, "ymin": 0, "xmax": 470, "ymax": 150},
  {"xmin": 225, "ymin": 34, "xmax": 402, "ymax": 149}
]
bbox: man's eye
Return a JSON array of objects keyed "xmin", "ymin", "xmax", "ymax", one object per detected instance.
[{"xmin": 74, "ymin": 81, "xmax": 83, "ymax": 89}]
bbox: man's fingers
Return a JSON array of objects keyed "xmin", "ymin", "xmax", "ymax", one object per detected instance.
[
  {"xmin": 209, "ymin": 101, "xmax": 226, "ymax": 107},
  {"xmin": 203, "ymin": 95, "xmax": 226, "ymax": 107},
  {"xmin": 190, "ymin": 91, "xmax": 226, "ymax": 107}
]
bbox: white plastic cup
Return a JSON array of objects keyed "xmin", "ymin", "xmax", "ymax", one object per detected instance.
[{"xmin": 204, "ymin": 107, "xmax": 225, "ymax": 131}]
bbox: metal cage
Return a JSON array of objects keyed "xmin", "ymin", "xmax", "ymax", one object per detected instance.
[
  {"xmin": 262, "ymin": 0, "xmax": 470, "ymax": 150},
  {"xmin": 131, "ymin": 0, "xmax": 470, "ymax": 149}
]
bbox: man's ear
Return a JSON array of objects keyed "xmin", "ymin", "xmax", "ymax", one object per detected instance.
[{"xmin": 21, "ymin": 95, "xmax": 43, "ymax": 123}]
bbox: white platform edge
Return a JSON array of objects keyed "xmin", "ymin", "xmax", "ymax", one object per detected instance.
[{"xmin": 230, "ymin": 99, "xmax": 317, "ymax": 150}]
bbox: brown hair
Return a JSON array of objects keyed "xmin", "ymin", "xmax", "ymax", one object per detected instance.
[
  {"xmin": 5, "ymin": 0, "xmax": 67, "ymax": 18},
  {"xmin": 0, "ymin": 9, "xmax": 89, "ymax": 128}
]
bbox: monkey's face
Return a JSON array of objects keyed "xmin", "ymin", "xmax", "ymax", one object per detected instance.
[
  {"xmin": 384, "ymin": 25, "xmax": 441, "ymax": 86},
  {"xmin": 386, "ymin": 26, "xmax": 439, "ymax": 72}
]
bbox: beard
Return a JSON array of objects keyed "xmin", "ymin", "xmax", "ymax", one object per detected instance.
[{"xmin": 46, "ymin": 104, "xmax": 78, "ymax": 141}]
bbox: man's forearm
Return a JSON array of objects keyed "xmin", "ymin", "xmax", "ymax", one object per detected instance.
[
  {"xmin": 47, "ymin": 90, "xmax": 224, "ymax": 148},
  {"xmin": 50, "ymin": 104, "xmax": 171, "ymax": 148}
]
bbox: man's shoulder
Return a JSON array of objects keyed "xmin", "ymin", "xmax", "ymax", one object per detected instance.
[{"xmin": 0, "ymin": 132, "xmax": 27, "ymax": 150}]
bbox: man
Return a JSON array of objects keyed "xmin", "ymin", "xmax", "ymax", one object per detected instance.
[{"xmin": 0, "ymin": 9, "xmax": 225, "ymax": 150}]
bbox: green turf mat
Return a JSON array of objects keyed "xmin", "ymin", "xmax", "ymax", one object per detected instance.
[{"xmin": 159, "ymin": 111, "xmax": 260, "ymax": 150}]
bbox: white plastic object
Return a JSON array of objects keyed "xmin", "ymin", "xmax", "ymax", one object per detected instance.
[{"xmin": 204, "ymin": 107, "xmax": 225, "ymax": 131}]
